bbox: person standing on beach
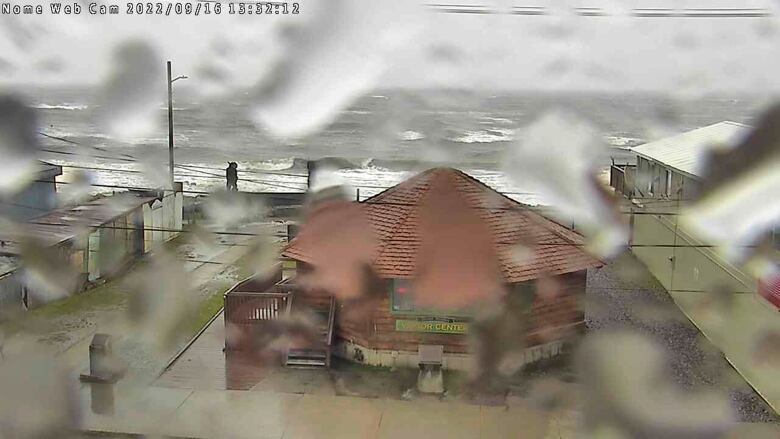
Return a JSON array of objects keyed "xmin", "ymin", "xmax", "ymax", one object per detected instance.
[{"xmin": 226, "ymin": 162, "xmax": 238, "ymax": 191}]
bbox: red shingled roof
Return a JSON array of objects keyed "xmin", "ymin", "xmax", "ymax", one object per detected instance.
[{"xmin": 283, "ymin": 167, "xmax": 603, "ymax": 283}]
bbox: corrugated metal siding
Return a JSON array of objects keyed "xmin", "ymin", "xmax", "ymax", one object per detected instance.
[
  {"xmin": 759, "ymin": 275, "xmax": 780, "ymax": 310},
  {"xmin": 631, "ymin": 121, "xmax": 750, "ymax": 179}
]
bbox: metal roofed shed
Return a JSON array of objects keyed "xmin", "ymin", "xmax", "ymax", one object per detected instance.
[
  {"xmin": 0, "ymin": 193, "xmax": 158, "ymax": 250},
  {"xmin": 0, "ymin": 161, "xmax": 63, "ymax": 221},
  {"xmin": 622, "ymin": 121, "xmax": 752, "ymax": 200},
  {"xmin": 0, "ymin": 189, "xmax": 183, "ymax": 310},
  {"xmin": 631, "ymin": 121, "xmax": 750, "ymax": 180}
]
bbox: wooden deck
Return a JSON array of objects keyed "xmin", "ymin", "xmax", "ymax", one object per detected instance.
[{"xmin": 155, "ymin": 311, "xmax": 278, "ymax": 391}]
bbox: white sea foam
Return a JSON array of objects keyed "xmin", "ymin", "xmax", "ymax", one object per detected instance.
[
  {"xmin": 605, "ymin": 135, "xmax": 644, "ymax": 147},
  {"xmin": 450, "ymin": 128, "xmax": 514, "ymax": 144},
  {"xmin": 398, "ymin": 130, "xmax": 425, "ymax": 141},
  {"xmin": 479, "ymin": 116, "xmax": 514, "ymax": 125},
  {"xmin": 35, "ymin": 103, "xmax": 89, "ymax": 110}
]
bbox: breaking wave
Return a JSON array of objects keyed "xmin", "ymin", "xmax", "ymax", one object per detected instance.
[
  {"xmin": 449, "ymin": 128, "xmax": 514, "ymax": 144},
  {"xmin": 605, "ymin": 135, "xmax": 644, "ymax": 147},
  {"xmin": 398, "ymin": 130, "xmax": 425, "ymax": 141},
  {"xmin": 35, "ymin": 103, "xmax": 89, "ymax": 110}
]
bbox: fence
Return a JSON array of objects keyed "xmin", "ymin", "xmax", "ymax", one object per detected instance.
[
  {"xmin": 610, "ymin": 164, "xmax": 636, "ymax": 197},
  {"xmin": 223, "ymin": 263, "xmax": 296, "ymax": 350}
]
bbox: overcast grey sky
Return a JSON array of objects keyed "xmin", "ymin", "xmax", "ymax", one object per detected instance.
[{"xmin": 1, "ymin": 0, "xmax": 779, "ymax": 94}]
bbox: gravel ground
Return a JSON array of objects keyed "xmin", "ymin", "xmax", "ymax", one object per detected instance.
[{"xmin": 585, "ymin": 251, "xmax": 779, "ymax": 423}]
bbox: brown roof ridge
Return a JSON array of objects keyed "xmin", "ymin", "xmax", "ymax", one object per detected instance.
[
  {"xmin": 363, "ymin": 168, "xmax": 443, "ymax": 267},
  {"xmin": 361, "ymin": 167, "xmax": 439, "ymax": 204},
  {"xmin": 445, "ymin": 168, "xmax": 586, "ymax": 247},
  {"xmin": 282, "ymin": 167, "xmax": 604, "ymax": 280}
]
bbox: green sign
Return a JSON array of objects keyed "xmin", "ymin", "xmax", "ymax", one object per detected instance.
[{"xmin": 395, "ymin": 319, "xmax": 469, "ymax": 334}]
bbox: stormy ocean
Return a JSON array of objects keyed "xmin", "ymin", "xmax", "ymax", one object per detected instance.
[{"xmin": 23, "ymin": 86, "xmax": 767, "ymax": 204}]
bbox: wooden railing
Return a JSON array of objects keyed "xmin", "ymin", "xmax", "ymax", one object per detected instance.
[
  {"xmin": 224, "ymin": 291, "xmax": 290, "ymax": 325},
  {"xmin": 325, "ymin": 296, "xmax": 336, "ymax": 367},
  {"xmin": 610, "ymin": 164, "xmax": 636, "ymax": 197},
  {"xmin": 223, "ymin": 264, "xmax": 297, "ymax": 350}
]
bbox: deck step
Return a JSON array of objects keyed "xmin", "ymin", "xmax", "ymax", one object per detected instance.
[
  {"xmin": 285, "ymin": 357, "xmax": 327, "ymax": 367},
  {"xmin": 286, "ymin": 358, "xmax": 327, "ymax": 368},
  {"xmin": 287, "ymin": 349, "xmax": 327, "ymax": 359},
  {"xmin": 286, "ymin": 347, "xmax": 328, "ymax": 368}
]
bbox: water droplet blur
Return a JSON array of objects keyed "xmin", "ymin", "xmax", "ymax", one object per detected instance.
[
  {"xmin": 753, "ymin": 330, "xmax": 780, "ymax": 367},
  {"xmin": 0, "ymin": 95, "xmax": 40, "ymax": 195},
  {"xmin": 57, "ymin": 169, "xmax": 93, "ymax": 207},
  {"xmin": 20, "ymin": 238, "xmax": 82, "ymax": 303},
  {"xmin": 293, "ymin": 199, "xmax": 377, "ymax": 299},
  {"xmin": 97, "ymin": 40, "xmax": 164, "ymax": 140},
  {"xmin": 413, "ymin": 171, "xmax": 506, "ymax": 309},
  {"xmin": 682, "ymin": 103, "xmax": 780, "ymax": 264},
  {"xmin": 0, "ymin": 354, "xmax": 78, "ymax": 438},
  {"xmin": 202, "ymin": 191, "xmax": 267, "ymax": 231},
  {"xmin": 0, "ymin": 57, "xmax": 15, "ymax": 75},
  {"xmin": 34, "ymin": 57, "xmax": 64, "ymax": 74},
  {"xmin": 125, "ymin": 251, "xmax": 194, "ymax": 350},
  {"xmin": 577, "ymin": 331, "xmax": 734, "ymax": 438},
  {"xmin": 503, "ymin": 111, "xmax": 628, "ymax": 257},
  {"xmin": 251, "ymin": 0, "xmax": 426, "ymax": 137}
]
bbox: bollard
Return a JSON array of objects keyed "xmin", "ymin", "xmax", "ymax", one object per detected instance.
[
  {"xmin": 417, "ymin": 344, "xmax": 444, "ymax": 394},
  {"xmin": 80, "ymin": 333, "xmax": 124, "ymax": 383}
]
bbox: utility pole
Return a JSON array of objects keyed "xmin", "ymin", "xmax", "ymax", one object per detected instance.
[
  {"xmin": 167, "ymin": 61, "xmax": 187, "ymax": 190},
  {"xmin": 167, "ymin": 61, "xmax": 174, "ymax": 190}
]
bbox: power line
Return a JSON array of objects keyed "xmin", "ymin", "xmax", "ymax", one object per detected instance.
[
  {"xmin": 37, "ymin": 176, "xmax": 701, "ymax": 219},
  {"xmin": 15, "ymin": 217, "xmax": 755, "ymax": 251},
  {"xmin": 49, "ymin": 161, "xmax": 545, "ymax": 197},
  {"xmin": 39, "ymin": 132, "xmax": 138, "ymax": 162},
  {"xmin": 40, "ymin": 132, "xmax": 308, "ymax": 180},
  {"xmin": 174, "ymin": 164, "xmax": 307, "ymax": 191},
  {"xmin": 23, "ymin": 220, "xmax": 283, "ymax": 238},
  {"xmin": 427, "ymin": 4, "xmax": 773, "ymax": 18},
  {"xmin": 40, "ymin": 148, "xmax": 138, "ymax": 163}
]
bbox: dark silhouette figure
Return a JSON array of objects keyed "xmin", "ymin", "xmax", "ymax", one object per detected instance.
[{"xmin": 226, "ymin": 162, "xmax": 238, "ymax": 191}]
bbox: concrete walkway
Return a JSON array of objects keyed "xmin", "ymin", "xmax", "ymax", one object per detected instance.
[
  {"xmin": 77, "ymin": 382, "xmax": 780, "ymax": 439},
  {"xmin": 78, "ymin": 384, "xmax": 571, "ymax": 439}
]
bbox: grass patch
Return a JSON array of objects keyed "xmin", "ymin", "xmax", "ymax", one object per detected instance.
[
  {"xmin": 186, "ymin": 263, "xmax": 255, "ymax": 336},
  {"xmin": 187, "ymin": 287, "xmax": 227, "ymax": 335},
  {"xmin": 32, "ymin": 281, "xmax": 127, "ymax": 319},
  {"xmin": 1, "ymin": 276, "xmax": 129, "ymax": 337}
]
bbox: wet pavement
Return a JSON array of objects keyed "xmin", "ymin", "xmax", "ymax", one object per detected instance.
[{"xmin": 78, "ymin": 383, "xmax": 571, "ymax": 439}]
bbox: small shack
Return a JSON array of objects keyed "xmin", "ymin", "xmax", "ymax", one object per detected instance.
[
  {"xmin": 227, "ymin": 168, "xmax": 602, "ymax": 370},
  {"xmin": 611, "ymin": 121, "xmax": 749, "ymax": 200},
  {"xmin": 0, "ymin": 189, "xmax": 183, "ymax": 311},
  {"xmin": 608, "ymin": 121, "xmax": 780, "ymax": 311},
  {"xmin": 0, "ymin": 161, "xmax": 62, "ymax": 221}
]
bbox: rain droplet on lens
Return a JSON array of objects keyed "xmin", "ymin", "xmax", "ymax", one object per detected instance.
[
  {"xmin": 0, "ymin": 95, "xmax": 40, "ymax": 195},
  {"xmin": 97, "ymin": 40, "xmax": 164, "ymax": 140}
]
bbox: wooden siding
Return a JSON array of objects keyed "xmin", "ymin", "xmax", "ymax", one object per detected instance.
[{"xmin": 293, "ymin": 268, "xmax": 588, "ymax": 355}]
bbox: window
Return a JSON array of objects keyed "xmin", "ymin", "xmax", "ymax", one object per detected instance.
[
  {"xmin": 390, "ymin": 279, "xmax": 472, "ymax": 317},
  {"xmin": 665, "ymin": 169, "xmax": 672, "ymax": 197},
  {"xmin": 391, "ymin": 279, "xmax": 416, "ymax": 312}
]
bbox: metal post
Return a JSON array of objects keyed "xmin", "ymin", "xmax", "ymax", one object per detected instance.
[
  {"xmin": 167, "ymin": 61, "xmax": 174, "ymax": 190},
  {"xmin": 306, "ymin": 160, "xmax": 315, "ymax": 191}
]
